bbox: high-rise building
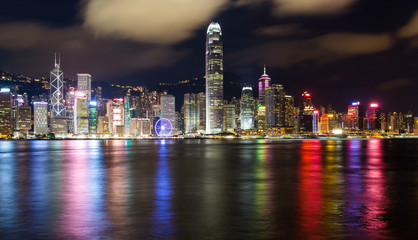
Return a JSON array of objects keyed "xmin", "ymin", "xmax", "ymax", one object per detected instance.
[
  {"xmin": 240, "ymin": 87, "xmax": 255, "ymax": 130},
  {"xmin": 0, "ymin": 88, "xmax": 12, "ymax": 137},
  {"xmin": 313, "ymin": 110, "xmax": 319, "ymax": 135},
  {"xmin": 184, "ymin": 93, "xmax": 200, "ymax": 134},
  {"xmin": 77, "ymin": 73, "xmax": 92, "ymax": 101},
  {"xmin": 33, "ymin": 102, "xmax": 48, "ymax": 135},
  {"xmin": 265, "ymin": 84, "xmax": 285, "ymax": 128},
  {"xmin": 206, "ymin": 22, "xmax": 223, "ymax": 134},
  {"xmin": 257, "ymin": 106, "xmax": 266, "ymax": 131},
  {"xmin": 284, "ymin": 95, "xmax": 295, "ymax": 128},
  {"xmin": 319, "ymin": 114, "xmax": 336, "ymax": 134},
  {"xmin": 160, "ymin": 94, "xmax": 175, "ymax": 128},
  {"xmin": 107, "ymin": 98, "xmax": 124, "ymax": 134},
  {"xmin": 17, "ymin": 105, "xmax": 31, "ymax": 134},
  {"xmin": 347, "ymin": 102, "xmax": 364, "ymax": 130},
  {"xmin": 50, "ymin": 54, "xmax": 65, "ymax": 117},
  {"xmin": 258, "ymin": 66, "xmax": 271, "ymax": 106},
  {"xmin": 124, "ymin": 96, "xmax": 131, "ymax": 136},
  {"xmin": 65, "ymin": 90, "xmax": 76, "ymax": 134},
  {"xmin": 129, "ymin": 118, "xmax": 151, "ymax": 136},
  {"xmin": 74, "ymin": 91, "xmax": 89, "ymax": 135},
  {"xmin": 223, "ymin": 104, "xmax": 236, "ymax": 132},
  {"xmin": 299, "ymin": 91, "xmax": 314, "ymax": 133},
  {"xmin": 97, "ymin": 116, "xmax": 110, "ymax": 135},
  {"xmin": 89, "ymin": 101, "xmax": 97, "ymax": 134},
  {"xmin": 365, "ymin": 103, "xmax": 381, "ymax": 130},
  {"xmin": 406, "ymin": 111, "xmax": 414, "ymax": 133},
  {"xmin": 197, "ymin": 93, "xmax": 206, "ymax": 132}
]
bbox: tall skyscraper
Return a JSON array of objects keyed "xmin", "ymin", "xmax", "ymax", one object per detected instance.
[
  {"xmin": 240, "ymin": 87, "xmax": 255, "ymax": 130},
  {"xmin": 161, "ymin": 94, "xmax": 175, "ymax": 129},
  {"xmin": 184, "ymin": 93, "xmax": 200, "ymax": 134},
  {"xmin": 74, "ymin": 91, "xmax": 89, "ymax": 135},
  {"xmin": 77, "ymin": 73, "xmax": 92, "ymax": 101},
  {"xmin": 365, "ymin": 103, "xmax": 381, "ymax": 130},
  {"xmin": 258, "ymin": 66, "xmax": 271, "ymax": 106},
  {"xmin": 17, "ymin": 105, "xmax": 31, "ymax": 134},
  {"xmin": 65, "ymin": 90, "xmax": 76, "ymax": 134},
  {"xmin": 223, "ymin": 104, "xmax": 236, "ymax": 132},
  {"xmin": 347, "ymin": 101, "xmax": 364, "ymax": 130},
  {"xmin": 107, "ymin": 99, "xmax": 124, "ymax": 134},
  {"xmin": 206, "ymin": 22, "xmax": 223, "ymax": 134},
  {"xmin": 50, "ymin": 53, "xmax": 65, "ymax": 117},
  {"xmin": 313, "ymin": 110, "xmax": 319, "ymax": 135},
  {"xmin": 89, "ymin": 101, "xmax": 97, "ymax": 134},
  {"xmin": 265, "ymin": 84, "xmax": 285, "ymax": 128},
  {"xmin": 0, "ymin": 88, "xmax": 12, "ymax": 138},
  {"xmin": 299, "ymin": 91, "xmax": 314, "ymax": 133},
  {"xmin": 33, "ymin": 102, "xmax": 48, "ymax": 135}
]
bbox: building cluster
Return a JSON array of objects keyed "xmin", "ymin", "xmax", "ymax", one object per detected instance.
[{"xmin": 0, "ymin": 22, "xmax": 418, "ymax": 139}]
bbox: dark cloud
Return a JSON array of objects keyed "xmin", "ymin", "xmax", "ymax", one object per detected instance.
[
  {"xmin": 228, "ymin": 32, "xmax": 393, "ymax": 69},
  {"xmin": 236, "ymin": 0, "xmax": 357, "ymax": 16},
  {"xmin": 255, "ymin": 24, "xmax": 310, "ymax": 37},
  {"xmin": 398, "ymin": 10, "xmax": 418, "ymax": 38},
  {"xmin": 0, "ymin": 22, "xmax": 189, "ymax": 80},
  {"xmin": 83, "ymin": 0, "xmax": 228, "ymax": 44},
  {"xmin": 377, "ymin": 78, "xmax": 416, "ymax": 91}
]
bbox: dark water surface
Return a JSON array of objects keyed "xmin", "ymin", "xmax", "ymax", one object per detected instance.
[{"xmin": 0, "ymin": 139, "xmax": 418, "ymax": 239}]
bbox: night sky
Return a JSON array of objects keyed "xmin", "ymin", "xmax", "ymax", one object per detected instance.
[{"xmin": 0, "ymin": 0, "xmax": 418, "ymax": 112}]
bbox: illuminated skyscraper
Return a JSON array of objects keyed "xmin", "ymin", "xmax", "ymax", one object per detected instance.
[
  {"xmin": 347, "ymin": 102, "xmax": 364, "ymax": 130},
  {"xmin": 89, "ymin": 101, "xmax": 97, "ymax": 134},
  {"xmin": 265, "ymin": 84, "xmax": 285, "ymax": 128},
  {"xmin": 365, "ymin": 103, "xmax": 381, "ymax": 130},
  {"xmin": 50, "ymin": 53, "xmax": 65, "ymax": 117},
  {"xmin": 0, "ymin": 88, "xmax": 12, "ymax": 137},
  {"xmin": 284, "ymin": 95, "xmax": 295, "ymax": 128},
  {"xmin": 240, "ymin": 87, "xmax": 255, "ymax": 130},
  {"xmin": 258, "ymin": 66, "xmax": 271, "ymax": 106},
  {"xmin": 299, "ymin": 91, "xmax": 314, "ymax": 133},
  {"xmin": 77, "ymin": 73, "xmax": 92, "ymax": 101},
  {"xmin": 65, "ymin": 90, "xmax": 76, "ymax": 134},
  {"xmin": 107, "ymin": 99, "xmax": 124, "ymax": 134},
  {"xmin": 33, "ymin": 102, "xmax": 48, "ymax": 135},
  {"xmin": 223, "ymin": 104, "xmax": 236, "ymax": 132},
  {"xmin": 313, "ymin": 110, "xmax": 319, "ymax": 134},
  {"xmin": 17, "ymin": 105, "xmax": 31, "ymax": 134},
  {"xmin": 206, "ymin": 22, "xmax": 223, "ymax": 134},
  {"xmin": 74, "ymin": 91, "xmax": 89, "ymax": 135},
  {"xmin": 184, "ymin": 93, "xmax": 199, "ymax": 134},
  {"xmin": 161, "ymin": 94, "xmax": 175, "ymax": 127}
]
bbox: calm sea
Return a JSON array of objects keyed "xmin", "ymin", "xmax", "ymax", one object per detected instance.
[{"xmin": 0, "ymin": 139, "xmax": 417, "ymax": 239}]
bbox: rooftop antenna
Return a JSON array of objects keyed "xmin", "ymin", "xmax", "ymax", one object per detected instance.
[
  {"xmin": 263, "ymin": 64, "xmax": 266, "ymax": 75},
  {"xmin": 54, "ymin": 52, "xmax": 57, "ymax": 67},
  {"xmin": 58, "ymin": 53, "xmax": 61, "ymax": 68}
]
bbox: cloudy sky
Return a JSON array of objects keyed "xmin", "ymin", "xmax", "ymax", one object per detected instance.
[{"xmin": 0, "ymin": 0, "xmax": 418, "ymax": 112}]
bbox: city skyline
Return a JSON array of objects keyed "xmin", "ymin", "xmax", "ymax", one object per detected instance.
[{"xmin": 0, "ymin": 1, "xmax": 418, "ymax": 112}]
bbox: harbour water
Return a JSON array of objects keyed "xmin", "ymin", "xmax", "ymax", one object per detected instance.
[{"xmin": 0, "ymin": 139, "xmax": 417, "ymax": 239}]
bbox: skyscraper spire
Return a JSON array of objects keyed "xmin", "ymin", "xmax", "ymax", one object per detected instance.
[
  {"xmin": 264, "ymin": 64, "xmax": 266, "ymax": 75},
  {"xmin": 54, "ymin": 52, "xmax": 57, "ymax": 67}
]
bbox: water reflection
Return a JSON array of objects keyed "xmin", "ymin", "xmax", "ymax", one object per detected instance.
[
  {"xmin": 364, "ymin": 139, "xmax": 390, "ymax": 238},
  {"xmin": 0, "ymin": 139, "xmax": 415, "ymax": 239},
  {"xmin": 297, "ymin": 140, "xmax": 324, "ymax": 239},
  {"xmin": 0, "ymin": 141, "xmax": 18, "ymax": 232},
  {"xmin": 150, "ymin": 140, "xmax": 175, "ymax": 239},
  {"xmin": 59, "ymin": 140, "xmax": 107, "ymax": 239}
]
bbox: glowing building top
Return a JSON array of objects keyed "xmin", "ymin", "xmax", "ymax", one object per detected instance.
[{"xmin": 258, "ymin": 65, "xmax": 271, "ymax": 106}]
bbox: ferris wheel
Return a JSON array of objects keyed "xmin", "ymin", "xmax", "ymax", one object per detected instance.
[{"xmin": 155, "ymin": 118, "xmax": 173, "ymax": 137}]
